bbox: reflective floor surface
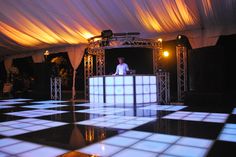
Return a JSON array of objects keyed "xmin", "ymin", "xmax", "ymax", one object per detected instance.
[{"xmin": 0, "ymin": 98, "xmax": 236, "ymax": 157}]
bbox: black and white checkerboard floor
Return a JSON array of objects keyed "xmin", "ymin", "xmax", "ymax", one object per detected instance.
[{"xmin": 0, "ymin": 99, "xmax": 236, "ymax": 157}]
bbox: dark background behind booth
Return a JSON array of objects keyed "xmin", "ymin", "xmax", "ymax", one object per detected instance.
[{"xmin": 186, "ymin": 34, "xmax": 236, "ymax": 106}]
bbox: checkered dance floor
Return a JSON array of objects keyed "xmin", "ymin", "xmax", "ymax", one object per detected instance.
[{"xmin": 0, "ymin": 99, "xmax": 236, "ymax": 157}]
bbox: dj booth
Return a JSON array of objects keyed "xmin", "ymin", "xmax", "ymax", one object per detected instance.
[{"xmin": 89, "ymin": 75, "xmax": 157, "ymax": 105}]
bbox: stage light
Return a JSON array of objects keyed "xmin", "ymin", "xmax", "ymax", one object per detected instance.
[
  {"xmin": 163, "ymin": 51, "xmax": 169, "ymax": 57},
  {"xmin": 158, "ymin": 38, "xmax": 162, "ymax": 42},
  {"xmin": 44, "ymin": 50, "xmax": 49, "ymax": 56},
  {"xmin": 177, "ymin": 35, "xmax": 182, "ymax": 40}
]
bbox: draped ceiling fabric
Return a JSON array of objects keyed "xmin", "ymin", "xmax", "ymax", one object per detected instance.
[{"xmin": 0, "ymin": 0, "xmax": 236, "ymax": 57}]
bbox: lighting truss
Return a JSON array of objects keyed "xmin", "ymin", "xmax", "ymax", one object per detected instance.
[
  {"xmin": 176, "ymin": 45, "xmax": 187, "ymax": 101},
  {"xmin": 157, "ymin": 71, "xmax": 170, "ymax": 104},
  {"xmin": 50, "ymin": 77, "xmax": 61, "ymax": 100},
  {"xmin": 84, "ymin": 32, "xmax": 163, "ymax": 99}
]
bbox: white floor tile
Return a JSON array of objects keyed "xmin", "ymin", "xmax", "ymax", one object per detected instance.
[
  {"xmin": 0, "ymin": 138, "xmax": 21, "ymax": 147},
  {"xmin": 0, "ymin": 151, "xmax": 9, "ymax": 157},
  {"xmin": 9, "ymin": 123, "xmax": 34, "ymax": 128},
  {"xmin": 0, "ymin": 142, "xmax": 41, "ymax": 154},
  {"xmin": 24, "ymin": 125, "xmax": 49, "ymax": 131},
  {"xmin": 18, "ymin": 146, "xmax": 68, "ymax": 157},
  {"xmin": 0, "ymin": 102, "xmax": 24, "ymax": 105},
  {"xmin": 2, "ymin": 98, "xmax": 32, "ymax": 102},
  {"xmin": 222, "ymin": 128, "xmax": 236, "ymax": 135},
  {"xmin": 176, "ymin": 137, "xmax": 213, "ymax": 148},
  {"xmin": 102, "ymin": 136, "xmax": 139, "ymax": 147},
  {"xmin": 218, "ymin": 134, "xmax": 236, "ymax": 142},
  {"xmin": 42, "ymin": 122, "xmax": 67, "ymax": 127},
  {"xmin": 93, "ymin": 122, "xmax": 116, "ymax": 127},
  {"xmin": 77, "ymin": 120, "xmax": 98, "ymax": 125},
  {"xmin": 120, "ymin": 131, "xmax": 152, "ymax": 139},
  {"xmin": 0, "ymin": 129, "xmax": 29, "ymax": 136},
  {"xmin": 131, "ymin": 140, "xmax": 170, "ymax": 153},
  {"xmin": 32, "ymin": 100, "xmax": 68, "ymax": 104},
  {"xmin": 0, "ymin": 106, "xmax": 14, "ymax": 109},
  {"xmin": 146, "ymin": 134, "xmax": 180, "ymax": 143},
  {"xmin": 0, "ymin": 126, "xmax": 13, "ymax": 132},
  {"xmin": 203, "ymin": 118, "xmax": 225, "ymax": 123},
  {"xmin": 110, "ymin": 123, "xmax": 136, "ymax": 129},
  {"xmin": 225, "ymin": 123, "xmax": 236, "ymax": 129},
  {"xmin": 164, "ymin": 145, "xmax": 207, "ymax": 157}
]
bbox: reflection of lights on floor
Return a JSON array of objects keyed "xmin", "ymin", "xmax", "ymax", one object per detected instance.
[
  {"xmin": 101, "ymin": 144, "xmax": 105, "ymax": 151},
  {"xmin": 77, "ymin": 130, "xmax": 214, "ymax": 157},
  {"xmin": 163, "ymin": 111, "xmax": 229, "ymax": 123},
  {"xmin": 4, "ymin": 109, "xmax": 68, "ymax": 118}
]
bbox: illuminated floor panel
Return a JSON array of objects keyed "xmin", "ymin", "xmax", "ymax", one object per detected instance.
[
  {"xmin": 1, "ymin": 98, "xmax": 32, "ymax": 102},
  {"xmin": 0, "ymin": 118, "xmax": 68, "ymax": 136},
  {"xmin": 163, "ymin": 111, "xmax": 229, "ymax": 123},
  {"xmin": 218, "ymin": 123, "xmax": 236, "ymax": 143},
  {"xmin": 76, "ymin": 115, "xmax": 156, "ymax": 129},
  {"xmin": 0, "ymin": 101, "xmax": 25, "ymax": 105},
  {"xmin": 76, "ymin": 108, "xmax": 130, "ymax": 115},
  {"xmin": 76, "ymin": 130, "xmax": 213, "ymax": 157},
  {"xmin": 22, "ymin": 104, "xmax": 68, "ymax": 109},
  {"xmin": 1, "ymin": 98, "xmax": 235, "ymax": 157},
  {"xmin": 0, "ymin": 138, "xmax": 68, "ymax": 157},
  {"xmin": 0, "ymin": 106, "xmax": 14, "ymax": 109},
  {"xmin": 139, "ymin": 104, "xmax": 187, "ymax": 111},
  {"xmin": 75, "ymin": 103, "xmax": 115, "ymax": 107},
  {"xmin": 31, "ymin": 100, "xmax": 68, "ymax": 104},
  {"xmin": 232, "ymin": 108, "xmax": 236, "ymax": 114},
  {"xmin": 4, "ymin": 109, "xmax": 68, "ymax": 118}
]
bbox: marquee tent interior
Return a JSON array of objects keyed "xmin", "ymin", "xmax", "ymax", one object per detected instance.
[
  {"xmin": 0, "ymin": 0, "xmax": 236, "ymax": 100},
  {"xmin": 1, "ymin": 1, "xmax": 236, "ymax": 157},
  {"xmin": 0, "ymin": 0, "xmax": 236, "ymax": 58}
]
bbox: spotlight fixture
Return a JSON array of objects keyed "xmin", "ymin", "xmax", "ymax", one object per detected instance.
[
  {"xmin": 176, "ymin": 34, "xmax": 188, "ymax": 46},
  {"xmin": 163, "ymin": 51, "xmax": 170, "ymax": 57},
  {"xmin": 158, "ymin": 38, "xmax": 162, "ymax": 42},
  {"xmin": 44, "ymin": 50, "xmax": 49, "ymax": 56}
]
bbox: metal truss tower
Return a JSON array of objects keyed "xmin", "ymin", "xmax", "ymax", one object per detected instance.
[
  {"xmin": 50, "ymin": 77, "xmax": 61, "ymax": 100},
  {"xmin": 176, "ymin": 45, "xmax": 188, "ymax": 101},
  {"xmin": 157, "ymin": 71, "xmax": 170, "ymax": 104}
]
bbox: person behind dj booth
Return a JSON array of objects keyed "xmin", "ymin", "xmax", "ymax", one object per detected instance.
[{"xmin": 113, "ymin": 57, "xmax": 129, "ymax": 75}]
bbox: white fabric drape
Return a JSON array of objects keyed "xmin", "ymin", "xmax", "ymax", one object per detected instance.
[
  {"xmin": 32, "ymin": 53, "xmax": 45, "ymax": 63},
  {"xmin": 67, "ymin": 44, "xmax": 87, "ymax": 100},
  {"xmin": 4, "ymin": 58, "xmax": 13, "ymax": 73},
  {"xmin": 0, "ymin": 0, "xmax": 236, "ymax": 55}
]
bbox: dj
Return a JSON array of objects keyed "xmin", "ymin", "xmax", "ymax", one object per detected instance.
[{"xmin": 113, "ymin": 57, "xmax": 129, "ymax": 75}]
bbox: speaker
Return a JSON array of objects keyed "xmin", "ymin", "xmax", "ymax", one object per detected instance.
[
  {"xmin": 101, "ymin": 30, "xmax": 113, "ymax": 38},
  {"xmin": 188, "ymin": 47, "xmax": 224, "ymax": 92}
]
